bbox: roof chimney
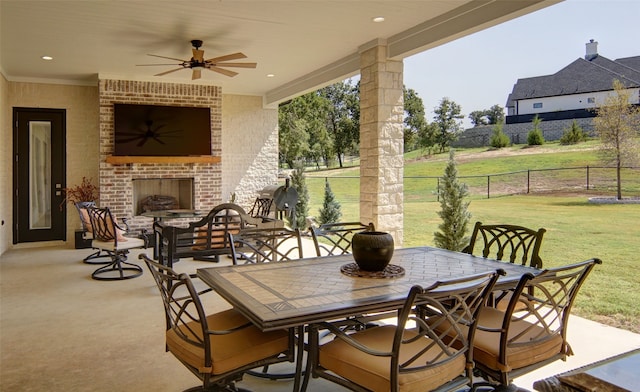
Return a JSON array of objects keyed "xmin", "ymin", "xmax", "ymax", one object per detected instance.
[{"xmin": 585, "ymin": 39, "xmax": 598, "ymax": 61}]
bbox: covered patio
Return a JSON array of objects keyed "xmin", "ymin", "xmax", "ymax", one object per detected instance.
[{"xmin": 1, "ymin": 245, "xmax": 639, "ymax": 391}]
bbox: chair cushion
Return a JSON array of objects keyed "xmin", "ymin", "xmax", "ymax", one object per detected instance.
[
  {"xmin": 472, "ymin": 307, "xmax": 565, "ymax": 372},
  {"xmin": 318, "ymin": 325, "xmax": 466, "ymax": 392},
  {"xmin": 166, "ymin": 308, "xmax": 290, "ymax": 375},
  {"xmin": 92, "ymin": 236, "xmax": 145, "ymax": 251},
  {"xmin": 192, "ymin": 225, "xmax": 240, "ymax": 250}
]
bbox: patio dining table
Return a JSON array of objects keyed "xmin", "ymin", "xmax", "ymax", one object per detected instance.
[{"xmin": 196, "ymin": 245, "xmax": 539, "ymax": 391}]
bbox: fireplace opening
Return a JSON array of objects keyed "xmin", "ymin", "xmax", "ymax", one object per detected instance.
[{"xmin": 132, "ymin": 178, "xmax": 194, "ymax": 215}]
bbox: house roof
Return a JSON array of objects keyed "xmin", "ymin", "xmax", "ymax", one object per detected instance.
[
  {"xmin": 506, "ymin": 52, "xmax": 640, "ymax": 107},
  {"xmin": 0, "ymin": 0, "xmax": 561, "ymax": 107}
]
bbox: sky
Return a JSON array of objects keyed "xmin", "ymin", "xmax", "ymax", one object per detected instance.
[{"xmin": 403, "ymin": 0, "xmax": 639, "ymax": 128}]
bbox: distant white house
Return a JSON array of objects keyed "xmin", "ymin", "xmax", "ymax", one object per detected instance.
[{"xmin": 505, "ymin": 40, "xmax": 640, "ymax": 124}]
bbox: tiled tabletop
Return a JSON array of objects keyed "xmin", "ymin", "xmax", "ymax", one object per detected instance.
[{"xmin": 197, "ymin": 246, "xmax": 537, "ymax": 331}]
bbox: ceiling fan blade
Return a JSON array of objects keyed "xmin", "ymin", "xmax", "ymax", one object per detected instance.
[
  {"xmin": 205, "ymin": 52, "xmax": 247, "ymax": 63},
  {"xmin": 207, "ymin": 66, "xmax": 238, "ymax": 77},
  {"xmin": 192, "ymin": 68, "xmax": 202, "ymax": 80},
  {"xmin": 147, "ymin": 53, "xmax": 188, "ymax": 62},
  {"xmin": 154, "ymin": 67, "xmax": 185, "ymax": 76},
  {"xmin": 137, "ymin": 63, "xmax": 182, "ymax": 66},
  {"xmin": 215, "ymin": 62, "xmax": 257, "ymax": 69},
  {"xmin": 192, "ymin": 48, "xmax": 204, "ymax": 62}
]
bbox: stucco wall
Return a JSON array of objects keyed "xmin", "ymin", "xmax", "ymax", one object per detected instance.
[
  {"xmin": 5, "ymin": 81, "xmax": 100, "ymax": 250},
  {"xmin": 0, "ymin": 73, "xmax": 10, "ymax": 256}
]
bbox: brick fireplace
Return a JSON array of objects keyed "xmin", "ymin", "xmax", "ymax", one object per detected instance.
[{"xmin": 98, "ymin": 79, "xmax": 222, "ymax": 233}]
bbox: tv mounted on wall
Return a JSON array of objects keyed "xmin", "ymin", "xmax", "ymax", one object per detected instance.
[{"xmin": 113, "ymin": 104, "xmax": 211, "ymax": 156}]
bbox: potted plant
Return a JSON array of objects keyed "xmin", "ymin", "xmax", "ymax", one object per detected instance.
[
  {"xmin": 60, "ymin": 177, "xmax": 99, "ymax": 249},
  {"xmin": 60, "ymin": 176, "xmax": 99, "ymax": 210}
]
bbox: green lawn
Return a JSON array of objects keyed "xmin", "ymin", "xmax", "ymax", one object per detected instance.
[{"xmin": 302, "ymin": 141, "xmax": 640, "ymax": 332}]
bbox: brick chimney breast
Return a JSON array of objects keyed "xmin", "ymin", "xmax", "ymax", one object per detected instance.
[{"xmin": 585, "ymin": 39, "xmax": 598, "ymax": 61}]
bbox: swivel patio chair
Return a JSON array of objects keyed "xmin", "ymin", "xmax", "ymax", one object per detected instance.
[
  {"xmin": 306, "ymin": 270, "xmax": 502, "ymax": 392},
  {"xmin": 75, "ymin": 201, "xmax": 110, "ymax": 264},
  {"xmin": 310, "ymin": 221, "xmax": 375, "ymax": 257},
  {"xmin": 468, "ymin": 258, "xmax": 602, "ymax": 391},
  {"xmin": 140, "ymin": 254, "xmax": 295, "ymax": 392},
  {"xmin": 86, "ymin": 206, "xmax": 146, "ymax": 280}
]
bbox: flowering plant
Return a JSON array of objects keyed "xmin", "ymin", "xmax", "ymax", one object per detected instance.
[{"xmin": 60, "ymin": 176, "xmax": 99, "ymax": 209}]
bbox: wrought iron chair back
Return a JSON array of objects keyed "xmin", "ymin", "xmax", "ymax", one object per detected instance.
[
  {"xmin": 140, "ymin": 253, "xmax": 294, "ymax": 390},
  {"xmin": 472, "ymin": 258, "xmax": 602, "ymax": 388},
  {"xmin": 229, "ymin": 227, "xmax": 303, "ymax": 264},
  {"xmin": 74, "ymin": 201, "xmax": 111, "ymax": 264},
  {"xmin": 463, "ymin": 222, "xmax": 546, "ymax": 268},
  {"xmin": 85, "ymin": 206, "xmax": 145, "ymax": 280},
  {"xmin": 308, "ymin": 270, "xmax": 503, "ymax": 392},
  {"xmin": 310, "ymin": 221, "xmax": 375, "ymax": 256}
]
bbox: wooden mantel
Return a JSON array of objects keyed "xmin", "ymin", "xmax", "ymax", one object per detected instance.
[{"xmin": 105, "ymin": 155, "xmax": 221, "ymax": 164}]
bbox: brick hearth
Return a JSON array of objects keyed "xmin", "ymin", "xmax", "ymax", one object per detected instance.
[{"xmin": 98, "ymin": 79, "xmax": 222, "ymax": 233}]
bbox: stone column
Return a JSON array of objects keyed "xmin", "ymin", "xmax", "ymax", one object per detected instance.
[{"xmin": 359, "ymin": 40, "xmax": 404, "ymax": 246}]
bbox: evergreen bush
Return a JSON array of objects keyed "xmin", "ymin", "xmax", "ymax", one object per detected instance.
[
  {"xmin": 433, "ymin": 150, "xmax": 471, "ymax": 251},
  {"xmin": 489, "ymin": 122, "xmax": 510, "ymax": 148},
  {"xmin": 560, "ymin": 120, "xmax": 588, "ymax": 145},
  {"xmin": 288, "ymin": 162, "xmax": 309, "ymax": 230},
  {"xmin": 318, "ymin": 179, "xmax": 342, "ymax": 224},
  {"xmin": 527, "ymin": 115, "xmax": 545, "ymax": 145}
]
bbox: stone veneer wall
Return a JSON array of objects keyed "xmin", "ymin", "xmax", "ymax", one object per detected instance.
[
  {"xmin": 98, "ymin": 79, "xmax": 222, "ymax": 233},
  {"xmin": 359, "ymin": 42, "xmax": 404, "ymax": 245},
  {"xmin": 453, "ymin": 118, "xmax": 596, "ymax": 148}
]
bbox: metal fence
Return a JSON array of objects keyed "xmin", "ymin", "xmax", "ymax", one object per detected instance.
[{"xmin": 306, "ymin": 166, "xmax": 640, "ymax": 208}]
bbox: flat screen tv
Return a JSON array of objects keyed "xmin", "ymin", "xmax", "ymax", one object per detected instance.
[{"xmin": 113, "ymin": 104, "xmax": 211, "ymax": 156}]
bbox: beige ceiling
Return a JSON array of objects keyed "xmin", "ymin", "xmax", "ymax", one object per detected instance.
[{"xmin": 0, "ymin": 0, "xmax": 561, "ymax": 106}]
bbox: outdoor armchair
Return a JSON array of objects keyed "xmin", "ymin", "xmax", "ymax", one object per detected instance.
[
  {"xmin": 140, "ymin": 254, "xmax": 295, "ymax": 392},
  {"xmin": 310, "ymin": 221, "xmax": 375, "ymax": 256},
  {"xmin": 307, "ymin": 270, "xmax": 502, "ymax": 392},
  {"xmin": 463, "ymin": 258, "xmax": 601, "ymax": 390},
  {"xmin": 228, "ymin": 227, "xmax": 304, "ymax": 264},
  {"xmin": 463, "ymin": 222, "xmax": 546, "ymax": 269}
]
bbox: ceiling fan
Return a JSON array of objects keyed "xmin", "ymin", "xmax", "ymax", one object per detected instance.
[{"xmin": 138, "ymin": 39, "xmax": 257, "ymax": 80}]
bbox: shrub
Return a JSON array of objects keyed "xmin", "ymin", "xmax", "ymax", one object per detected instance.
[
  {"xmin": 318, "ymin": 179, "xmax": 342, "ymax": 224},
  {"xmin": 527, "ymin": 115, "xmax": 545, "ymax": 145},
  {"xmin": 560, "ymin": 120, "xmax": 588, "ymax": 145},
  {"xmin": 489, "ymin": 123, "xmax": 510, "ymax": 148},
  {"xmin": 527, "ymin": 129, "xmax": 545, "ymax": 145}
]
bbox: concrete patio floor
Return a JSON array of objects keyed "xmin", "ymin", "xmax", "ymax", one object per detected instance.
[{"xmin": 1, "ymin": 243, "xmax": 639, "ymax": 391}]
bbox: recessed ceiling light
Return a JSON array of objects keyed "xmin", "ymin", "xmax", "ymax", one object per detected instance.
[
  {"xmin": 41, "ymin": 55, "xmax": 53, "ymax": 60},
  {"xmin": 372, "ymin": 16, "xmax": 385, "ymax": 23},
  {"xmin": 266, "ymin": 74, "xmax": 275, "ymax": 78}
]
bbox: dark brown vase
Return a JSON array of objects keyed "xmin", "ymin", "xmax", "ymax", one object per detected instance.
[{"xmin": 351, "ymin": 231, "xmax": 395, "ymax": 271}]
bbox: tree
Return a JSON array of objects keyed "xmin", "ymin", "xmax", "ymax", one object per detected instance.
[
  {"xmin": 593, "ymin": 79, "xmax": 640, "ymax": 200},
  {"xmin": 278, "ymin": 102, "xmax": 310, "ymax": 168},
  {"xmin": 434, "ymin": 150, "xmax": 471, "ymax": 251},
  {"xmin": 319, "ymin": 80, "xmax": 360, "ymax": 168},
  {"xmin": 318, "ymin": 179, "xmax": 342, "ymax": 224},
  {"xmin": 469, "ymin": 110, "xmax": 489, "ymax": 127},
  {"xmin": 288, "ymin": 162, "xmax": 310, "ymax": 230},
  {"xmin": 468, "ymin": 105, "xmax": 504, "ymax": 127},
  {"xmin": 489, "ymin": 122, "xmax": 510, "ymax": 148},
  {"xmin": 485, "ymin": 104, "xmax": 505, "ymax": 125},
  {"xmin": 403, "ymin": 87, "xmax": 428, "ymax": 151},
  {"xmin": 527, "ymin": 115, "xmax": 545, "ymax": 145},
  {"xmin": 432, "ymin": 97, "xmax": 464, "ymax": 153}
]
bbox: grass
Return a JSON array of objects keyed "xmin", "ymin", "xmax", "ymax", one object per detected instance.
[{"xmin": 300, "ymin": 140, "xmax": 640, "ymax": 333}]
